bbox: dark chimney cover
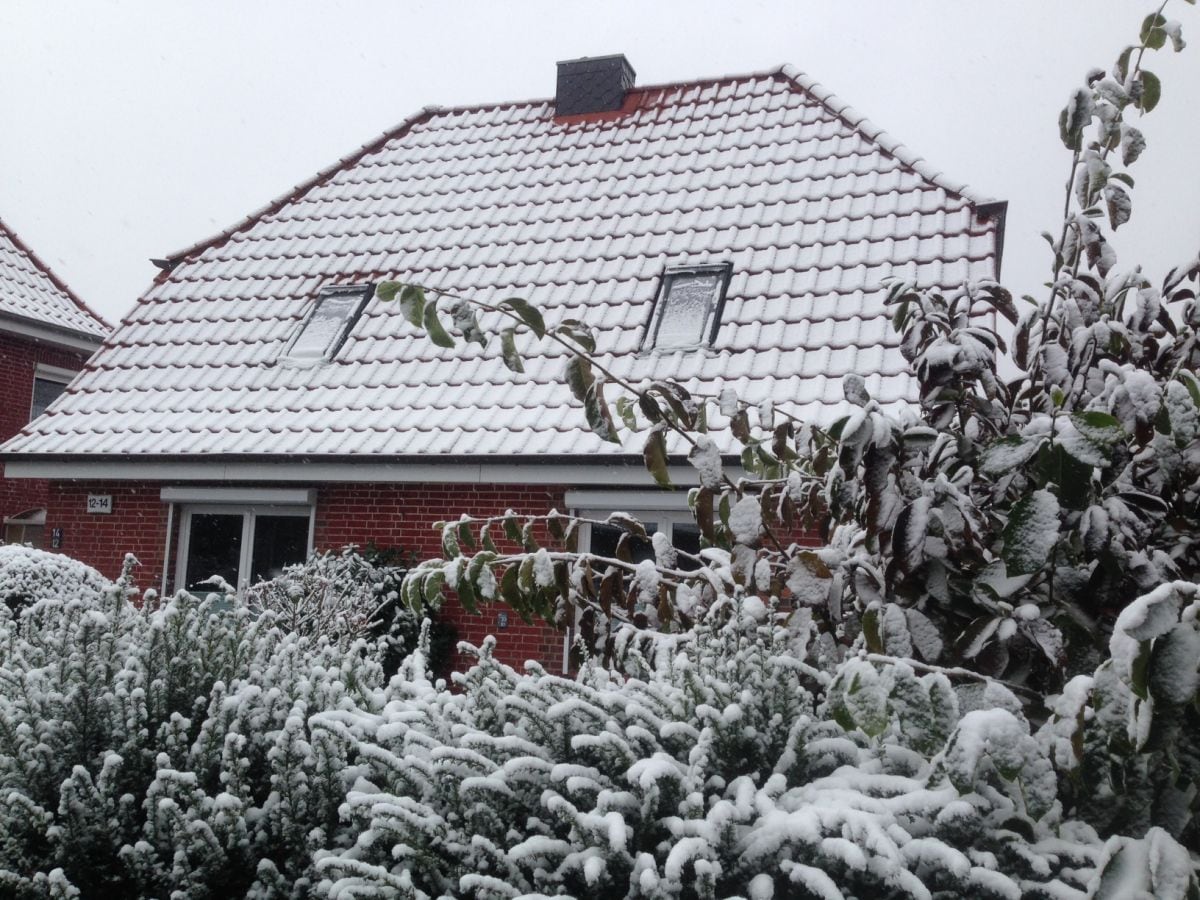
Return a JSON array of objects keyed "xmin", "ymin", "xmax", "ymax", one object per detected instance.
[{"xmin": 555, "ymin": 54, "xmax": 636, "ymax": 117}]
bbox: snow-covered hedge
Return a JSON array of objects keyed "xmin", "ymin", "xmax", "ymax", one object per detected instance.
[
  {"xmin": 0, "ymin": 544, "xmax": 111, "ymax": 612},
  {"xmin": 1, "ymin": 577, "xmax": 1195, "ymax": 898},
  {"xmin": 0, "ymin": 579, "xmax": 390, "ymax": 898}
]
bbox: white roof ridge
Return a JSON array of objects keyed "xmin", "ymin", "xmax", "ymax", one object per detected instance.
[{"xmin": 777, "ymin": 63, "xmax": 994, "ymax": 206}]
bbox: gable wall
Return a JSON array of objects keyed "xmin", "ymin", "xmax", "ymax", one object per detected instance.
[{"xmin": 1, "ymin": 333, "xmax": 92, "ymax": 523}]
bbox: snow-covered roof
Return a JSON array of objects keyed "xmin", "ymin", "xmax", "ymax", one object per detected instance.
[
  {"xmin": 0, "ymin": 217, "xmax": 108, "ymax": 343},
  {"xmin": 3, "ymin": 65, "xmax": 1001, "ymax": 462}
]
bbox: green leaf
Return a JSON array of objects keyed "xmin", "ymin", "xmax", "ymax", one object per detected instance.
[
  {"xmin": 456, "ymin": 569, "xmax": 478, "ymax": 615},
  {"xmin": 441, "ymin": 526, "xmax": 460, "ymax": 559},
  {"xmin": 555, "ymin": 319, "xmax": 596, "ymax": 353},
  {"xmin": 500, "ymin": 565, "xmax": 522, "ymax": 610},
  {"xmin": 452, "ymin": 301, "xmax": 487, "ymax": 347},
  {"xmin": 643, "ymin": 430, "xmax": 672, "ymax": 489},
  {"xmin": 500, "ymin": 297, "xmax": 546, "ymax": 338},
  {"xmin": 1059, "ymin": 87, "xmax": 1093, "ymax": 151},
  {"xmin": 980, "ymin": 435, "xmax": 1043, "ymax": 475},
  {"xmin": 423, "ymin": 301, "xmax": 454, "ymax": 347},
  {"xmin": 860, "ymin": 607, "xmax": 884, "ymax": 654},
  {"xmin": 499, "ymin": 328, "xmax": 524, "ymax": 373},
  {"xmin": 422, "ymin": 569, "xmax": 446, "ymax": 604},
  {"xmin": 1105, "ymin": 184, "xmax": 1131, "ymax": 230},
  {"xmin": 1120, "ymin": 125, "xmax": 1146, "ymax": 166},
  {"xmin": 615, "ymin": 396, "xmax": 638, "ymax": 430},
  {"xmin": 1002, "ymin": 491, "xmax": 1061, "ymax": 576},
  {"xmin": 565, "ymin": 355, "xmax": 594, "ymax": 404},
  {"xmin": 503, "ymin": 513, "xmax": 522, "ymax": 546},
  {"xmin": 584, "ymin": 380, "xmax": 620, "ymax": 443},
  {"xmin": 1140, "ymin": 12, "xmax": 1167, "ymax": 48},
  {"xmin": 1135, "ymin": 70, "xmax": 1162, "ymax": 113},
  {"xmin": 376, "ymin": 281, "xmax": 402, "ymax": 302},
  {"xmin": 399, "ymin": 285, "xmax": 427, "ymax": 327},
  {"xmin": 1071, "ymin": 411, "xmax": 1124, "ymax": 443},
  {"xmin": 1114, "ymin": 45, "xmax": 1135, "ymax": 82}
]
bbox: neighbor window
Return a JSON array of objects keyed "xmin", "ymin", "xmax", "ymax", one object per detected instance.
[
  {"xmin": 29, "ymin": 365, "xmax": 76, "ymax": 421},
  {"xmin": 644, "ymin": 264, "xmax": 731, "ymax": 350},
  {"xmin": 283, "ymin": 284, "xmax": 373, "ymax": 362},
  {"xmin": 3, "ymin": 508, "xmax": 46, "ymax": 548},
  {"xmin": 176, "ymin": 503, "xmax": 312, "ymax": 595}
]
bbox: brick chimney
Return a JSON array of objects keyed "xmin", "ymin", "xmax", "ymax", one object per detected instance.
[{"xmin": 555, "ymin": 54, "xmax": 636, "ymax": 117}]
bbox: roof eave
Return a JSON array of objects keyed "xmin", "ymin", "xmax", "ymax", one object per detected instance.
[{"xmin": 0, "ymin": 310, "xmax": 106, "ymax": 353}]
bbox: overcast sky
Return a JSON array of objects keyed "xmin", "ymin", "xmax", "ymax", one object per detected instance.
[{"xmin": 1, "ymin": 1, "xmax": 1197, "ymax": 326}]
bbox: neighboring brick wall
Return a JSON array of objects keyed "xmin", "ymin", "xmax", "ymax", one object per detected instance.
[
  {"xmin": 315, "ymin": 483, "xmax": 569, "ymax": 673},
  {"xmin": 0, "ymin": 332, "xmax": 92, "ymax": 523}
]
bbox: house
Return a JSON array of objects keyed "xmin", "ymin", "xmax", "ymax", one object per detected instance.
[
  {"xmin": 0, "ymin": 56, "xmax": 1003, "ymax": 669},
  {"xmin": 0, "ymin": 216, "xmax": 108, "ymax": 548}
]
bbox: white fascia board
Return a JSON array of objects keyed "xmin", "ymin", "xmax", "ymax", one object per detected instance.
[
  {"xmin": 160, "ymin": 486, "xmax": 316, "ymax": 505},
  {"xmin": 0, "ymin": 317, "xmax": 103, "ymax": 353},
  {"xmin": 565, "ymin": 488, "xmax": 694, "ymax": 511},
  {"xmin": 5, "ymin": 459, "xmax": 701, "ymax": 487}
]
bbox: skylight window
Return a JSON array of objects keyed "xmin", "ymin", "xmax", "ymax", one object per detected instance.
[
  {"xmin": 644, "ymin": 264, "xmax": 730, "ymax": 351},
  {"xmin": 283, "ymin": 284, "xmax": 372, "ymax": 362}
]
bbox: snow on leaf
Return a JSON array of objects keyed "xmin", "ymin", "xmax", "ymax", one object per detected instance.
[
  {"xmin": 1001, "ymin": 491, "xmax": 1060, "ymax": 576},
  {"xmin": 729, "ymin": 496, "xmax": 763, "ymax": 545}
]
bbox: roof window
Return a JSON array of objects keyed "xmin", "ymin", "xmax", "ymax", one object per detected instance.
[
  {"xmin": 283, "ymin": 284, "xmax": 372, "ymax": 362},
  {"xmin": 643, "ymin": 264, "xmax": 731, "ymax": 351}
]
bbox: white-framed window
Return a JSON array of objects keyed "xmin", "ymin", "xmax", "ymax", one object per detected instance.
[
  {"xmin": 173, "ymin": 496, "xmax": 314, "ymax": 595},
  {"xmin": 282, "ymin": 283, "xmax": 373, "ymax": 363},
  {"xmin": 3, "ymin": 508, "xmax": 47, "ymax": 548},
  {"xmin": 568, "ymin": 489, "xmax": 703, "ymax": 567},
  {"xmin": 30, "ymin": 364, "xmax": 77, "ymax": 421},
  {"xmin": 643, "ymin": 263, "xmax": 731, "ymax": 351}
]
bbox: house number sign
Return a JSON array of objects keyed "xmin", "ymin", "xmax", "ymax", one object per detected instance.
[{"xmin": 87, "ymin": 494, "xmax": 113, "ymax": 514}]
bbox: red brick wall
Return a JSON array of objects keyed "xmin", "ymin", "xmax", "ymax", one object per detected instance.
[
  {"xmin": 315, "ymin": 483, "xmax": 569, "ymax": 673},
  {"xmin": 45, "ymin": 481, "xmax": 171, "ymax": 582},
  {"xmin": 43, "ymin": 479, "xmax": 570, "ymax": 671},
  {"xmin": 0, "ymin": 332, "xmax": 93, "ymax": 524}
]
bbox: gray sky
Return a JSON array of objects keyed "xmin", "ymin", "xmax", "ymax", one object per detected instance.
[{"xmin": 1, "ymin": 1, "xmax": 1197, "ymax": 326}]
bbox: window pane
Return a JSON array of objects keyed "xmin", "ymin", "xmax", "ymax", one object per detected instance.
[
  {"xmin": 671, "ymin": 523, "xmax": 703, "ymax": 571},
  {"xmin": 289, "ymin": 290, "xmax": 364, "ymax": 360},
  {"xmin": 654, "ymin": 272, "xmax": 720, "ymax": 349},
  {"xmin": 184, "ymin": 513, "xmax": 244, "ymax": 594},
  {"xmin": 589, "ymin": 522, "xmax": 657, "ymax": 564},
  {"xmin": 250, "ymin": 514, "xmax": 309, "ymax": 585},
  {"xmin": 31, "ymin": 377, "xmax": 69, "ymax": 420}
]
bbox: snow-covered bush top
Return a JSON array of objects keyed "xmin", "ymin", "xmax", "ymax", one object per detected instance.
[
  {"xmin": 242, "ymin": 546, "xmax": 394, "ymax": 640},
  {"xmin": 0, "ymin": 544, "xmax": 112, "ymax": 611},
  {"xmin": 1, "ymin": 577, "xmax": 1195, "ymax": 898}
]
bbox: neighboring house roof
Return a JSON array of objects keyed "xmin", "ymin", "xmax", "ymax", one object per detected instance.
[
  {"xmin": 0, "ymin": 217, "xmax": 109, "ymax": 346},
  {"xmin": 3, "ymin": 64, "xmax": 1002, "ymax": 464}
]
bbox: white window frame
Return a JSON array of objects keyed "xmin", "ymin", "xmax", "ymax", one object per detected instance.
[
  {"xmin": 29, "ymin": 364, "xmax": 77, "ymax": 421},
  {"xmin": 174, "ymin": 502, "xmax": 315, "ymax": 595}
]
